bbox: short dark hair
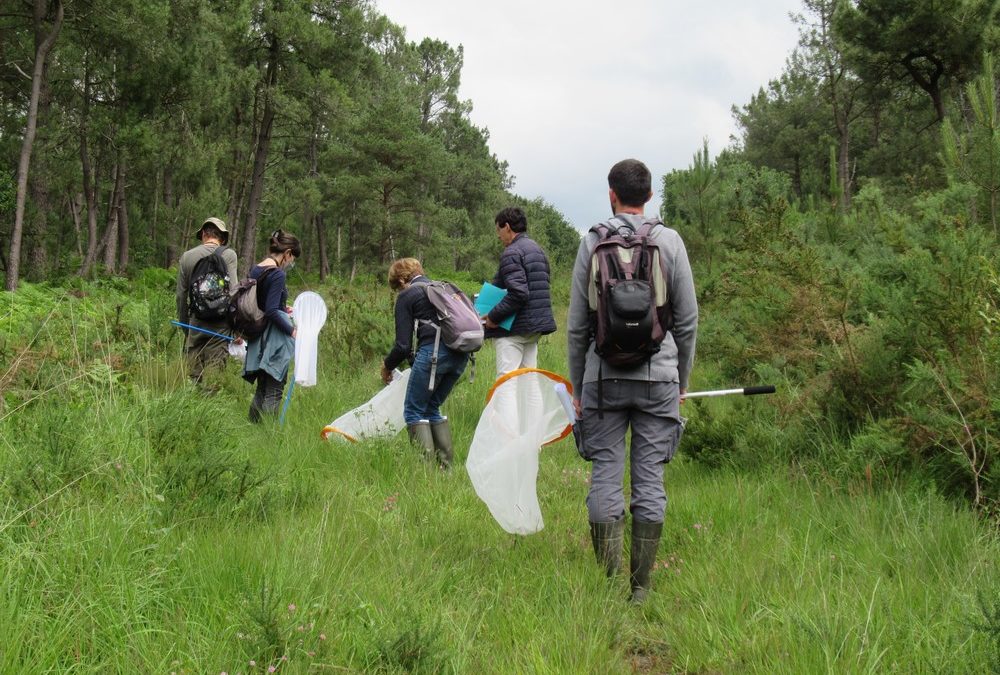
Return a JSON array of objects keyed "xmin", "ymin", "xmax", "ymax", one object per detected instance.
[
  {"xmin": 268, "ymin": 229, "xmax": 302, "ymax": 258},
  {"xmin": 495, "ymin": 206, "xmax": 527, "ymax": 233},
  {"xmin": 608, "ymin": 159, "xmax": 652, "ymax": 207},
  {"xmin": 200, "ymin": 223, "xmax": 225, "ymax": 243}
]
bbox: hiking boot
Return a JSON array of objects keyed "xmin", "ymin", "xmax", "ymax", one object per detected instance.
[
  {"xmin": 590, "ymin": 518, "xmax": 625, "ymax": 577},
  {"xmin": 430, "ymin": 419, "xmax": 454, "ymax": 469},
  {"xmin": 629, "ymin": 519, "xmax": 663, "ymax": 604},
  {"xmin": 406, "ymin": 421, "xmax": 434, "ymax": 460}
]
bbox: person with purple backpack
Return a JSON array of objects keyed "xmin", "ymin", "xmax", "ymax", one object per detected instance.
[{"xmin": 382, "ymin": 258, "xmax": 477, "ymax": 469}]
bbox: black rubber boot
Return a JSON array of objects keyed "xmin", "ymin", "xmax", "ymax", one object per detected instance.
[
  {"xmin": 589, "ymin": 519, "xmax": 625, "ymax": 577},
  {"xmin": 430, "ymin": 419, "xmax": 453, "ymax": 469},
  {"xmin": 406, "ymin": 421, "xmax": 434, "ymax": 460},
  {"xmin": 629, "ymin": 519, "xmax": 663, "ymax": 604}
]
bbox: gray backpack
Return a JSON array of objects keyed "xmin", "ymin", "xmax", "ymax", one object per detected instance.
[
  {"xmin": 416, "ymin": 281, "xmax": 484, "ymax": 390},
  {"xmin": 228, "ymin": 268, "xmax": 276, "ymax": 340}
]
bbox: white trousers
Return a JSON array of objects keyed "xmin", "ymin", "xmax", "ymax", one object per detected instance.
[
  {"xmin": 494, "ymin": 334, "xmax": 540, "ymax": 376},
  {"xmin": 492, "ymin": 334, "xmax": 541, "ymax": 433}
]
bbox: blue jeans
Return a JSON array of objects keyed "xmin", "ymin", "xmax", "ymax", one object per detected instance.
[{"xmin": 404, "ymin": 343, "xmax": 469, "ymax": 424}]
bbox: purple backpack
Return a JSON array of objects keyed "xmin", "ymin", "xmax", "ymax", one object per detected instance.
[{"xmin": 416, "ymin": 281, "xmax": 484, "ymax": 390}]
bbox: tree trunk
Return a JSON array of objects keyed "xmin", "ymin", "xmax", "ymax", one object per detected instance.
[
  {"xmin": 6, "ymin": 0, "xmax": 64, "ymax": 291},
  {"xmin": 117, "ymin": 159, "xmax": 129, "ymax": 271},
  {"xmin": 226, "ymin": 105, "xmax": 249, "ymax": 246},
  {"xmin": 69, "ymin": 192, "xmax": 84, "ymax": 258},
  {"xmin": 903, "ymin": 52, "xmax": 946, "ymax": 122},
  {"xmin": 838, "ymin": 129, "xmax": 851, "ymax": 211},
  {"xmin": 27, "ymin": 166, "xmax": 50, "ymax": 281},
  {"xmin": 239, "ymin": 32, "xmax": 280, "ymax": 267},
  {"xmin": 100, "ymin": 162, "xmax": 123, "ymax": 273},
  {"xmin": 27, "ymin": 60, "xmax": 54, "ymax": 281},
  {"xmin": 316, "ymin": 213, "xmax": 329, "ymax": 281},
  {"xmin": 78, "ymin": 60, "xmax": 101, "ymax": 278},
  {"xmin": 336, "ymin": 220, "xmax": 342, "ymax": 266}
]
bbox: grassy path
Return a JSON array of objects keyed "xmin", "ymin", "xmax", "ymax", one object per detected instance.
[{"xmin": 0, "ymin": 287, "xmax": 996, "ymax": 672}]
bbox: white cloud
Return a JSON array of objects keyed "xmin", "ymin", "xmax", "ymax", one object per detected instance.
[{"xmin": 374, "ymin": 0, "xmax": 802, "ymax": 229}]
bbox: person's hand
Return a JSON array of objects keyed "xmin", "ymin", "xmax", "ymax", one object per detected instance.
[
  {"xmin": 573, "ymin": 397, "xmax": 582, "ymax": 419},
  {"xmin": 234, "ymin": 336, "xmax": 245, "ymax": 346},
  {"xmin": 680, "ymin": 387, "xmax": 687, "ymax": 405},
  {"xmin": 292, "ymin": 328, "xmax": 297, "ymax": 339},
  {"xmin": 481, "ymin": 315, "xmax": 498, "ymax": 329},
  {"xmin": 380, "ymin": 364, "xmax": 393, "ymax": 385},
  {"xmin": 285, "ymin": 305, "xmax": 293, "ymax": 314}
]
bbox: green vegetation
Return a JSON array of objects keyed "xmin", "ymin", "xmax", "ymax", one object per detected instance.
[
  {"xmin": 1, "ymin": 283, "xmax": 997, "ymax": 671},
  {"xmin": 5, "ymin": 0, "xmax": 1000, "ymax": 669},
  {"xmin": 663, "ymin": 0, "xmax": 1000, "ymax": 513},
  {"xmin": 0, "ymin": 0, "xmax": 580, "ymax": 289}
]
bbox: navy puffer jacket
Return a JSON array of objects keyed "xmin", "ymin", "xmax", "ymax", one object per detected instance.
[{"xmin": 486, "ymin": 233, "xmax": 557, "ymax": 338}]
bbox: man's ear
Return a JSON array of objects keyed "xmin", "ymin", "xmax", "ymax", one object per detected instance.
[
  {"xmin": 609, "ymin": 188, "xmax": 619, "ymax": 206},
  {"xmin": 646, "ymin": 190, "xmax": 653, "ymax": 204}
]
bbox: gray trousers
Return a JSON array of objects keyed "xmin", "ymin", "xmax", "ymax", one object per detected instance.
[{"xmin": 579, "ymin": 379, "xmax": 683, "ymax": 523}]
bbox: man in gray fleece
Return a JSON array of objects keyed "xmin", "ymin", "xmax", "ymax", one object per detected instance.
[
  {"xmin": 566, "ymin": 158, "xmax": 698, "ymax": 603},
  {"xmin": 176, "ymin": 217, "xmax": 238, "ymax": 386}
]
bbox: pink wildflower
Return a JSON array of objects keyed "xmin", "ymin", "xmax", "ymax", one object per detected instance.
[
  {"xmin": 319, "ymin": 633, "xmax": 327, "ymax": 641},
  {"xmin": 268, "ymin": 668, "xmax": 276, "ymax": 674},
  {"xmin": 287, "ymin": 603, "xmax": 297, "ymax": 612}
]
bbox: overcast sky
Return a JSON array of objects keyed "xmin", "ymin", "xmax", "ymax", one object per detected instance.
[{"xmin": 374, "ymin": 0, "xmax": 803, "ymax": 230}]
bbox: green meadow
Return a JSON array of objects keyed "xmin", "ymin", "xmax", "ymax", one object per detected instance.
[{"xmin": 1, "ymin": 278, "xmax": 996, "ymax": 673}]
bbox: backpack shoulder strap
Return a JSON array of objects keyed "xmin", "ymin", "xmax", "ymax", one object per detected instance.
[
  {"xmin": 635, "ymin": 221, "xmax": 658, "ymax": 238},
  {"xmin": 208, "ymin": 245, "xmax": 227, "ymax": 265},
  {"xmin": 589, "ymin": 221, "xmax": 618, "ymax": 240}
]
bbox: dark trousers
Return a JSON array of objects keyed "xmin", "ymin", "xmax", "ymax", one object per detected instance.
[
  {"xmin": 185, "ymin": 320, "xmax": 231, "ymax": 384},
  {"xmin": 249, "ymin": 372, "xmax": 286, "ymax": 423}
]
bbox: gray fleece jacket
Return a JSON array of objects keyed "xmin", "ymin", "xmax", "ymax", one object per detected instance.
[{"xmin": 566, "ymin": 213, "xmax": 698, "ymax": 397}]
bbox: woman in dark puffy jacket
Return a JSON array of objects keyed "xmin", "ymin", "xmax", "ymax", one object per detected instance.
[
  {"xmin": 381, "ymin": 257, "xmax": 468, "ymax": 468},
  {"xmin": 243, "ymin": 230, "xmax": 301, "ymax": 422}
]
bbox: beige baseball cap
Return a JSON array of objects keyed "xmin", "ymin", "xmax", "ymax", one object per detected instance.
[{"xmin": 198, "ymin": 217, "xmax": 229, "ymax": 243}]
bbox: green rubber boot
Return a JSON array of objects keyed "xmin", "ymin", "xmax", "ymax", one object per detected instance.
[
  {"xmin": 629, "ymin": 519, "xmax": 663, "ymax": 604},
  {"xmin": 589, "ymin": 518, "xmax": 625, "ymax": 577},
  {"xmin": 430, "ymin": 419, "xmax": 454, "ymax": 469},
  {"xmin": 407, "ymin": 421, "xmax": 434, "ymax": 461}
]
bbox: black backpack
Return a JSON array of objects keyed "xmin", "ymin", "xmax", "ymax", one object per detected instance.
[
  {"xmin": 587, "ymin": 216, "xmax": 671, "ymax": 368},
  {"xmin": 228, "ymin": 268, "xmax": 276, "ymax": 340},
  {"xmin": 188, "ymin": 246, "xmax": 231, "ymax": 321}
]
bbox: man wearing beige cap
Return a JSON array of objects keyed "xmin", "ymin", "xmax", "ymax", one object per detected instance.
[{"xmin": 175, "ymin": 217, "xmax": 239, "ymax": 386}]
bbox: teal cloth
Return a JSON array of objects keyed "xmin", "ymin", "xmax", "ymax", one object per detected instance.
[{"xmin": 242, "ymin": 323, "xmax": 294, "ymax": 383}]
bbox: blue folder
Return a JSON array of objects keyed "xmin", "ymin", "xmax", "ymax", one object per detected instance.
[{"xmin": 474, "ymin": 282, "xmax": 516, "ymax": 331}]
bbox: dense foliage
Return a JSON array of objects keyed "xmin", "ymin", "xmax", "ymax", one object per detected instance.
[
  {"xmin": 666, "ymin": 0, "xmax": 1000, "ymax": 510},
  {"xmin": 0, "ymin": 0, "xmax": 579, "ymax": 289}
]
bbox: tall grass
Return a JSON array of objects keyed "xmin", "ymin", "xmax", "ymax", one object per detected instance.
[{"xmin": 0, "ymin": 279, "xmax": 996, "ymax": 672}]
